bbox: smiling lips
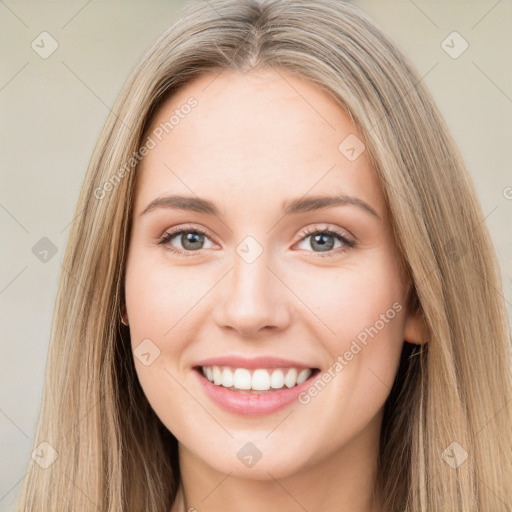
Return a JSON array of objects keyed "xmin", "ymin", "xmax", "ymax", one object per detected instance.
[{"xmin": 193, "ymin": 355, "xmax": 320, "ymax": 414}]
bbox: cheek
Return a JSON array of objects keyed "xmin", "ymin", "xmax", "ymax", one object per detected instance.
[
  {"xmin": 124, "ymin": 248, "xmax": 211, "ymax": 339},
  {"xmin": 297, "ymin": 258, "xmax": 405, "ymax": 349},
  {"xmin": 293, "ymin": 257, "xmax": 406, "ymax": 415},
  {"xmin": 124, "ymin": 251, "xmax": 204, "ymax": 428}
]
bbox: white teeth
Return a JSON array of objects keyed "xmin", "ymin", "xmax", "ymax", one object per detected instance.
[
  {"xmin": 270, "ymin": 369, "xmax": 285, "ymax": 389},
  {"xmin": 222, "ymin": 367, "xmax": 234, "ymax": 387},
  {"xmin": 296, "ymin": 368, "xmax": 311, "ymax": 385},
  {"xmin": 252, "ymin": 369, "xmax": 271, "ymax": 391},
  {"xmin": 284, "ymin": 368, "xmax": 298, "ymax": 388},
  {"xmin": 233, "ymin": 368, "xmax": 252, "ymax": 389},
  {"xmin": 212, "ymin": 366, "xmax": 223, "ymax": 385},
  {"xmin": 201, "ymin": 366, "xmax": 313, "ymax": 391}
]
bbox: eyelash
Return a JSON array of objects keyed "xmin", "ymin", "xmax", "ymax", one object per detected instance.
[{"xmin": 158, "ymin": 224, "xmax": 356, "ymax": 259}]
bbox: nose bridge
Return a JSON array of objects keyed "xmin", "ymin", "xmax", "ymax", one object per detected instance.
[
  {"xmin": 216, "ymin": 234, "xmax": 290, "ymax": 336},
  {"xmin": 232, "ymin": 240, "xmax": 271, "ymax": 301}
]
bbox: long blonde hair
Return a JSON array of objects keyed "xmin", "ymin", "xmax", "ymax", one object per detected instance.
[{"xmin": 18, "ymin": 0, "xmax": 512, "ymax": 510}]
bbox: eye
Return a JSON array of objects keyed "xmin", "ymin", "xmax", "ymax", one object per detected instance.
[
  {"xmin": 295, "ymin": 225, "xmax": 355, "ymax": 258},
  {"xmin": 158, "ymin": 226, "xmax": 216, "ymax": 256},
  {"xmin": 158, "ymin": 224, "xmax": 356, "ymax": 258}
]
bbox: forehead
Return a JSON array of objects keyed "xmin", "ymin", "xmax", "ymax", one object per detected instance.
[{"xmin": 134, "ymin": 68, "xmax": 386, "ymax": 220}]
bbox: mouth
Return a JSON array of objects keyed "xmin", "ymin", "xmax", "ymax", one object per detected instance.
[
  {"xmin": 193, "ymin": 365, "xmax": 321, "ymax": 394},
  {"xmin": 192, "ymin": 363, "xmax": 322, "ymax": 415}
]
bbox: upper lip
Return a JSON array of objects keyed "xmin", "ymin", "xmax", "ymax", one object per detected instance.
[{"xmin": 194, "ymin": 355, "xmax": 318, "ymax": 370}]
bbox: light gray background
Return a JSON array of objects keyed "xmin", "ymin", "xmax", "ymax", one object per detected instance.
[{"xmin": 1, "ymin": 1, "xmax": 511, "ymax": 510}]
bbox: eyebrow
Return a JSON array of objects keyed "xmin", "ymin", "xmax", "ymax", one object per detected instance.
[{"xmin": 139, "ymin": 194, "xmax": 381, "ymax": 220}]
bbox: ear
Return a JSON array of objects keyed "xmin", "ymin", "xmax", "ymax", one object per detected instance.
[
  {"xmin": 403, "ymin": 308, "xmax": 429, "ymax": 345},
  {"xmin": 120, "ymin": 303, "xmax": 129, "ymax": 326}
]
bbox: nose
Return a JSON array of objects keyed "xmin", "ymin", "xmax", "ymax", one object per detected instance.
[{"xmin": 213, "ymin": 245, "xmax": 292, "ymax": 338}]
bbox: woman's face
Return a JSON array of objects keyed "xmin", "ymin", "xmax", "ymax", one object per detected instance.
[{"xmin": 124, "ymin": 67, "xmax": 423, "ymax": 479}]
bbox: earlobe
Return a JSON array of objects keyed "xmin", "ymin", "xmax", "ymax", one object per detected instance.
[
  {"xmin": 403, "ymin": 309, "xmax": 429, "ymax": 345},
  {"xmin": 120, "ymin": 304, "xmax": 129, "ymax": 327}
]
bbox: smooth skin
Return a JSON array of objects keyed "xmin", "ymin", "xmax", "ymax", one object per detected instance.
[{"xmin": 123, "ymin": 67, "xmax": 427, "ymax": 512}]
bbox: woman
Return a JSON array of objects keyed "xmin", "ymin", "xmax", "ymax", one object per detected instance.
[{"xmin": 18, "ymin": 0, "xmax": 512, "ymax": 511}]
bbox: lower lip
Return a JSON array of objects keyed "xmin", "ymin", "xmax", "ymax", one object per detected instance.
[{"xmin": 194, "ymin": 368, "xmax": 319, "ymax": 416}]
